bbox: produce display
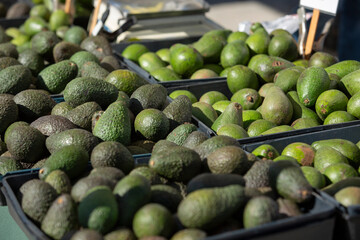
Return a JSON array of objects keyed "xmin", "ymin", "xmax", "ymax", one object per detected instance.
[
  {"xmin": 250, "ymin": 137, "xmax": 360, "ymax": 207},
  {"xmin": 11, "ymin": 135, "xmax": 323, "ymax": 240}
]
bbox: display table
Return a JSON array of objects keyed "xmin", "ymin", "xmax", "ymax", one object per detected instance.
[{"xmin": 0, "ymin": 206, "xmax": 27, "ymax": 240}]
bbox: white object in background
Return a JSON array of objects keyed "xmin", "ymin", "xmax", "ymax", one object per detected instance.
[{"xmin": 300, "ymin": 0, "xmax": 339, "ymax": 15}]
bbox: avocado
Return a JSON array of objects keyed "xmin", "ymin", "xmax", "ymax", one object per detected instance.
[
  {"xmin": 195, "ymin": 135, "xmax": 240, "ymax": 162},
  {"xmin": 122, "ymin": 43, "xmax": 149, "ymax": 63},
  {"xmin": 129, "ymin": 166, "xmax": 164, "ymax": 185},
  {"xmin": 69, "ymin": 229, "xmax": 104, "ymax": 240},
  {"xmin": 186, "ymin": 173, "xmax": 245, "ymax": 193},
  {"xmin": 30, "ymin": 4, "xmax": 50, "ymax": 20},
  {"xmin": 13, "ymin": 89, "xmax": 56, "ymax": 122},
  {"xmin": 309, "ymin": 52, "xmax": 338, "ymax": 68},
  {"xmin": 139, "ymin": 52, "xmax": 167, "ymax": 73},
  {"xmin": 100, "ymin": 55, "xmax": 121, "ymax": 72},
  {"xmin": 231, "ymin": 88, "xmax": 261, "ymax": 110},
  {"xmin": 314, "ymin": 146, "xmax": 349, "ymax": 173},
  {"xmin": 261, "ymin": 125, "xmax": 294, "ymax": 135},
  {"xmin": 71, "ymin": 176, "xmax": 115, "ymax": 202},
  {"xmin": 30, "ymin": 115, "xmax": 77, "ymax": 136},
  {"xmin": 150, "ymin": 67, "xmax": 180, "ymax": 82},
  {"xmin": 113, "ymin": 174, "xmax": 151, "ymax": 226},
  {"xmin": 312, "ymin": 139, "xmax": 360, "ymax": 168},
  {"xmin": 89, "ymin": 167, "xmax": 125, "ymax": 186},
  {"xmin": 340, "ymin": 69, "xmax": 360, "ymax": 96},
  {"xmin": 209, "ymin": 100, "xmax": 231, "ymax": 116},
  {"xmin": 220, "ymin": 40, "xmax": 250, "ymax": 68},
  {"xmin": 4, "ymin": 121, "xmax": 28, "ymax": 144},
  {"xmin": 261, "ymin": 86, "xmax": 293, "ymax": 125},
  {"xmin": 181, "ymin": 131, "xmax": 209, "ymax": 150},
  {"xmin": 80, "ymin": 36, "xmax": 112, "ymax": 61},
  {"xmin": 207, "ymin": 145, "xmax": 249, "ymax": 174},
  {"xmin": 39, "ymin": 145, "xmax": 89, "ymax": 180},
  {"xmin": 44, "ymin": 169, "xmax": 72, "ymax": 194},
  {"xmin": 0, "ymin": 57, "xmax": 21, "ymax": 71},
  {"xmin": 269, "ymin": 160, "xmax": 313, "ymax": 203},
  {"xmin": 6, "ymin": 125, "xmax": 45, "ymax": 163},
  {"xmin": 51, "ymin": 102, "xmax": 73, "ymax": 117},
  {"xmin": 301, "ymin": 166, "xmax": 326, "ymax": 189},
  {"xmin": 192, "ymin": 102, "xmax": 218, "ymax": 127},
  {"xmin": 70, "ymin": 51, "xmax": 99, "ymax": 75},
  {"xmin": 291, "ymin": 118, "xmax": 320, "ymax": 129},
  {"xmin": 46, "ymin": 128, "xmax": 99, "ymax": 154},
  {"xmin": 129, "ymin": 84, "xmax": 167, "ymax": 115},
  {"xmin": 21, "ymin": 179, "xmax": 58, "ymax": 223},
  {"xmin": 149, "ymin": 146, "xmax": 201, "ymax": 182},
  {"xmin": 193, "ymin": 34, "xmax": 226, "ymax": 64},
  {"xmin": 170, "ymin": 43, "xmax": 203, "ymax": 77},
  {"xmin": 156, "ymin": 48, "xmax": 170, "ymax": 63},
  {"xmin": 64, "ymin": 101, "xmax": 102, "ymax": 131},
  {"xmin": 334, "ymin": 186, "xmax": 360, "ymax": 207},
  {"xmin": 348, "ymin": 92, "xmax": 360, "ymax": 118},
  {"xmin": 41, "ymin": 194, "xmax": 78, "ymax": 239},
  {"xmin": 216, "ymin": 123, "xmax": 249, "ymax": 139},
  {"xmin": 177, "ymin": 185, "xmax": 246, "ymax": 229},
  {"xmin": 244, "ymin": 160, "xmax": 273, "ymax": 188},
  {"xmin": 227, "ymin": 31, "xmax": 249, "ymax": 43},
  {"xmin": 23, "ymin": 16, "xmax": 49, "ymax": 36},
  {"xmin": 190, "ymin": 68, "xmax": 218, "ymax": 79},
  {"xmin": 80, "ymin": 61, "xmax": 109, "ymax": 80},
  {"xmin": 134, "ymin": 109, "xmax": 170, "ymax": 141},
  {"xmin": 133, "ymin": 203, "xmax": 175, "ymax": 238},
  {"xmin": 163, "ymin": 95, "xmax": 193, "ymax": 130},
  {"xmin": 91, "ymin": 141, "xmax": 134, "ymax": 173},
  {"xmin": 287, "ymin": 91, "xmax": 320, "ymax": 123},
  {"xmin": 64, "ymin": 77, "xmax": 119, "ymax": 108},
  {"xmin": 64, "ymin": 26, "xmax": 87, "ymax": 45},
  {"xmin": 274, "ymin": 66, "xmax": 303, "ymax": 93},
  {"xmin": 78, "ymin": 186, "xmax": 118, "ymax": 234},
  {"xmin": 18, "ymin": 50, "xmax": 45, "ymax": 75},
  {"xmin": 170, "ymin": 229, "xmax": 206, "ymax": 240},
  {"xmin": 105, "ymin": 69, "xmax": 147, "ymax": 96},
  {"xmin": 0, "ymin": 156, "xmax": 22, "ymax": 175},
  {"xmin": 0, "ymin": 94, "xmax": 18, "ymax": 134},
  {"xmin": 104, "ymin": 228, "xmax": 136, "ymax": 240},
  {"xmin": 49, "ymin": 9, "xmax": 70, "ymax": 31},
  {"xmin": 324, "ymin": 163, "xmax": 358, "ymax": 183},
  {"xmin": 31, "ymin": 31, "xmax": 60, "ymax": 58},
  {"xmin": 314, "ymin": 89, "xmax": 348, "ymax": 121},
  {"xmin": 0, "ymin": 25, "xmax": 9, "ymax": 43},
  {"xmin": 325, "ymin": 60, "xmax": 360, "ymax": 79},
  {"xmin": 245, "ymin": 28, "xmax": 270, "ymax": 55},
  {"xmin": 166, "ymin": 123, "xmax": 197, "ymax": 146},
  {"xmin": 0, "ymin": 65, "xmax": 32, "ymax": 94},
  {"xmin": 324, "ymin": 111, "xmax": 357, "ymax": 125},
  {"xmin": 226, "ymin": 65, "xmax": 258, "ymax": 94},
  {"xmin": 38, "ymin": 60, "xmax": 78, "ymax": 93},
  {"xmin": 281, "ymin": 142, "xmax": 316, "ymax": 166},
  {"xmin": 243, "ymin": 196, "xmax": 279, "ymax": 229},
  {"xmin": 247, "ymin": 119, "xmax": 277, "ymax": 137},
  {"xmin": 211, "ymin": 102, "xmax": 243, "ymax": 132},
  {"xmin": 150, "ymin": 185, "xmax": 182, "ymax": 213},
  {"xmin": 268, "ymin": 34, "xmax": 298, "ymax": 61},
  {"xmin": 53, "ymin": 41, "xmax": 82, "ymax": 63},
  {"xmin": 242, "ymin": 110, "xmax": 262, "ymax": 129}
]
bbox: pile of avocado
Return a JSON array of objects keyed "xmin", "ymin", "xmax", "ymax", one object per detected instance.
[
  {"xmin": 18, "ymin": 134, "xmax": 315, "ymax": 239},
  {"xmin": 164, "ymin": 27, "xmax": 360, "ymax": 138},
  {"xmin": 250, "ymin": 138, "xmax": 360, "ymax": 207}
]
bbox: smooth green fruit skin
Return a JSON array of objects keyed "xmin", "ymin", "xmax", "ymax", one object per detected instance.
[
  {"xmin": 297, "ymin": 66, "xmax": 331, "ymax": 107},
  {"xmin": 23, "ymin": 17, "xmax": 48, "ymax": 36},
  {"xmin": 213, "ymin": 100, "xmax": 232, "ymax": 116},
  {"xmin": 134, "ymin": 109, "xmax": 169, "ymax": 142},
  {"xmin": 199, "ymin": 91, "xmax": 228, "ymax": 105},
  {"xmin": 177, "ymin": 185, "xmax": 246, "ymax": 229},
  {"xmin": 78, "ymin": 186, "xmax": 118, "ymax": 234},
  {"xmin": 221, "ymin": 40, "xmax": 250, "ymax": 68},
  {"xmin": 104, "ymin": 69, "xmax": 147, "ymax": 96},
  {"xmin": 211, "ymin": 102, "xmax": 243, "ymax": 132},
  {"xmin": 309, "ymin": 52, "xmax": 338, "ymax": 68},
  {"xmin": 139, "ymin": 52, "xmax": 166, "ymax": 73},
  {"xmin": 261, "ymin": 125, "xmax": 294, "ymax": 135},
  {"xmin": 274, "ymin": 67, "xmax": 303, "ymax": 93},
  {"xmin": 312, "ymin": 139, "xmax": 360, "ymax": 168},
  {"xmin": 248, "ymin": 54, "xmax": 295, "ymax": 83},
  {"xmin": 227, "ymin": 31, "xmax": 249, "ymax": 43},
  {"xmin": 261, "ymin": 86, "xmax": 293, "ymax": 125},
  {"xmin": 340, "ymin": 69, "xmax": 360, "ymax": 96},
  {"xmin": 314, "ymin": 146, "xmax": 349, "ymax": 174},
  {"xmin": 301, "ymin": 166, "xmax": 326, "ymax": 188},
  {"xmin": 243, "ymin": 196, "xmax": 279, "ymax": 229},
  {"xmin": 287, "ymin": 91, "xmax": 321, "ymax": 123},
  {"xmin": 151, "ymin": 67, "xmax": 180, "ymax": 82},
  {"xmin": 325, "ymin": 60, "xmax": 360, "ymax": 79},
  {"xmin": 231, "ymin": 88, "xmax": 261, "ymax": 110},
  {"xmin": 347, "ymin": 92, "xmax": 360, "ymax": 118},
  {"xmin": 49, "ymin": 10, "xmax": 70, "ymax": 31},
  {"xmin": 243, "ymin": 110, "xmax": 262, "ymax": 129},
  {"xmin": 268, "ymin": 34, "xmax": 298, "ymax": 61},
  {"xmin": 216, "ymin": 123, "xmax": 249, "ymax": 139},
  {"xmin": 170, "ymin": 229, "xmax": 206, "ymax": 240},
  {"xmin": 156, "ymin": 48, "xmax": 170, "ymax": 63},
  {"xmin": 324, "ymin": 111, "xmax": 357, "ymax": 125},
  {"xmin": 324, "ymin": 163, "xmax": 358, "ymax": 184},
  {"xmin": 93, "ymin": 101, "xmax": 131, "ymax": 145},
  {"xmin": 334, "ymin": 187, "xmax": 360, "ymax": 207},
  {"xmin": 245, "ymin": 28, "xmax": 270, "ymax": 55},
  {"xmin": 192, "ymin": 102, "xmax": 218, "ymax": 127},
  {"xmin": 195, "ymin": 135, "xmax": 240, "ymax": 161},
  {"xmin": 193, "ymin": 35, "xmax": 226, "ymax": 64},
  {"xmin": 315, "ymin": 89, "xmax": 348, "ymax": 121},
  {"xmin": 226, "ymin": 65, "xmax": 258, "ymax": 93},
  {"xmin": 252, "ymin": 144, "xmax": 279, "ymax": 160},
  {"xmin": 122, "ymin": 43, "xmax": 149, "ymax": 63},
  {"xmin": 169, "ymin": 90, "xmax": 197, "ymax": 104},
  {"xmin": 132, "ymin": 203, "xmax": 174, "ymax": 238},
  {"xmin": 38, "ymin": 60, "xmax": 78, "ymax": 93},
  {"xmin": 170, "ymin": 44, "xmax": 203, "ymax": 77},
  {"xmin": 247, "ymin": 119, "xmax": 276, "ymax": 137},
  {"xmin": 39, "ymin": 145, "xmax": 89, "ymax": 180},
  {"xmin": 282, "ymin": 142, "xmax": 316, "ymax": 166},
  {"xmin": 64, "ymin": 26, "xmax": 87, "ymax": 45},
  {"xmin": 291, "ymin": 118, "xmax": 320, "ymax": 129}
]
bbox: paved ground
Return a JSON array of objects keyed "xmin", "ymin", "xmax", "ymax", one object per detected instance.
[{"xmin": 205, "ymin": 0, "xmax": 299, "ymax": 31}]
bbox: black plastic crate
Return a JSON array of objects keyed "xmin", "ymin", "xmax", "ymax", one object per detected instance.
[
  {"xmin": 2, "ymin": 170, "xmax": 336, "ymax": 240},
  {"xmin": 167, "ymin": 79, "xmax": 360, "ymax": 144},
  {"xmin": 112, "ymin": 38, "xmax": 227, "ymax": 87}
]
